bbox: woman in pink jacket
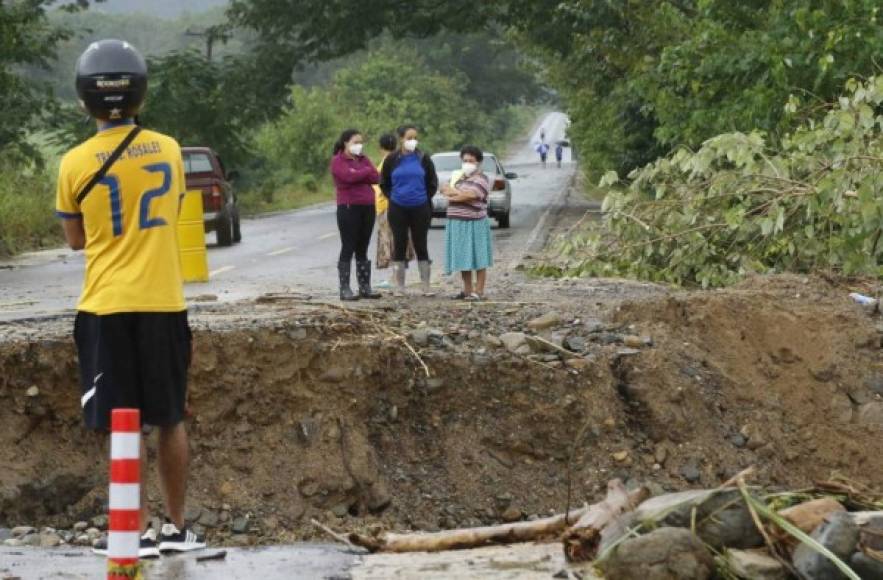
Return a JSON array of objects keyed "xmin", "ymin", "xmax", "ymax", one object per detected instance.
[{"xmin": 330, "ymin": 129, "xmax": 381, "ymax": 300}]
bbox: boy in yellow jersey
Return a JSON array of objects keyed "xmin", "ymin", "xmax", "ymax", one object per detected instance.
[{"xmin": 55, "ymin": 39, "xmax": 205, "ymax": 557}]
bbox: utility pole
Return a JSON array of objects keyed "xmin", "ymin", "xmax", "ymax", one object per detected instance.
[{"xmin": 185, "ymin": 25, "xmax": 230, "ymax": 62}]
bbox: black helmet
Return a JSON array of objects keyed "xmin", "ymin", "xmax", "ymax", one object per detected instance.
[{"xmin": 75, "ymin": 39, "xmax": 147, "ymax": 121}]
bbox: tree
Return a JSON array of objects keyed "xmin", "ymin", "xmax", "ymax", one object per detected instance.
[{"xmin": 0, "ymin": 1, "xmax": 101, "ymax": 164}]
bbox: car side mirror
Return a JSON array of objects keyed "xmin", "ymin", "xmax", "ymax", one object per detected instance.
[
  {"xmin": 505, "ymin": 172, "xmax": 518, "ymax": 180},
  {"xmin": 227, "ymin": 170, "xmax": 240, "ymax": 182}
]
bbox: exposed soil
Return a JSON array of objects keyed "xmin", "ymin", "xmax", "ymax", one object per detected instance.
[{"xmin": 1, "ymin": 273, "xmax": 882, "ymax": 550}]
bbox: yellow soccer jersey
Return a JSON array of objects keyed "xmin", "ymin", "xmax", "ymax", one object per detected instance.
[{"xmin": 55, "ymin": 123, "xmax": 187, "ymax": 315}]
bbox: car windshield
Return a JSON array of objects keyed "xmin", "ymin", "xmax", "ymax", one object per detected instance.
[
  {"xmin": 432, "ymin": 154, "xmax": 498, "ymax": 174},
  {"xmin": 183, "ymin": 153, "xmax": 213, "ymax": 174}
]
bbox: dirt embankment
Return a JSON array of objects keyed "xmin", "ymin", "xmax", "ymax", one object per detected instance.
[{"xmin": 0, "ymin": 275, "xmax": 881, "ymax": 547}]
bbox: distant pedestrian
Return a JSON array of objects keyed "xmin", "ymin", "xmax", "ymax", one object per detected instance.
[
  {"xmin": 56, "ymin": 39, "xmax": 205, "ymax": 559},
  {"xmin": 379, "ymin": 124, "xmax": 439, "ymax": 297},
  {"xmin": 540, "ymin": 127, "xmax": 546, "ymax": 142},
  {"xmin": 555, "ymin": 143, "xmax": 564, "ymax": 168},
  {"xmin": 440, "ymin": 145, "xmax": 493, "ymax": 300},
  {"xmin": 537, "ymin": 142, "xmax": 550, "ymax": 168},
  {"xmin": 330, "ymin": 128, "xmax": 381, "ymax": 301},
  {"xmin": 374, "ymin": 133, "xmax": 415, "ymax": 285}
]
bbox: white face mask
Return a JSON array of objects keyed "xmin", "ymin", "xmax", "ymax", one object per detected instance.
[
  {"xmin": 462, "ymin": 162, "xmax": 478, "ymax": 176},
  {"xmin": 403, "ymin": 139, "xmax": 418, "ymax": 152},
  {"xmin": 348, "ymin": 143, "xmax": 363, "ymax": 156}
]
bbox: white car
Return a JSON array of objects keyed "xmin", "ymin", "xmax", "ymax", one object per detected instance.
[{"xmin": 430, "ymin": 152, "xmax": 517, "ymax": 228}]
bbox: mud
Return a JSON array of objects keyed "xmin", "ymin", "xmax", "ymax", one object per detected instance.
[{"xmin": 1, "ymin": 274, "xmax": 881, "ymax": 551}]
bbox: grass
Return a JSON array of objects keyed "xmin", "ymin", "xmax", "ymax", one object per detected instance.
[
  {"xmin": 0, "ymin": 170, "xmax": 63, "ymax": 258},
  {"xmin": 237, "ymin": 180, "xmax": 335, "ymax": 215}
]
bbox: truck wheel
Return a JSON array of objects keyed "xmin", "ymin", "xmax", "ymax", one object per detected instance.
[
  {"xmin": 497, "ymin": 212, "xmax": 510, "ymax": 229},
  {"xmin": 216, "ymin": 207, "xmax": 233, "ymax": 247},
  {"xmin": 232, "ymin": 206, "xmax": 242, "ymax": 243}
]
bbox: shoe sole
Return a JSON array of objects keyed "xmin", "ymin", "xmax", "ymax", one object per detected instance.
[{"xmin": 159, "ymin": 542, "xmax": 207, "ymax": 553}]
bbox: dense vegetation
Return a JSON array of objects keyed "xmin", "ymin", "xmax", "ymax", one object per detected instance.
[{"xmin": 545, "ymin": 77, "xmax": 883, "ymax": 286}]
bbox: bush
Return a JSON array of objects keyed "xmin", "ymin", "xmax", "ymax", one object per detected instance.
[{"xmin": 548, "ymin": 77, "xmax": 883, "ymax": 287}]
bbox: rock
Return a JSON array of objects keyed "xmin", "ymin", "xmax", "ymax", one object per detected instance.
[
  {"xmin": 740, "ymin": 424, "xmax": 767, "ymax": 450},
  {"xmin": 597, "ymin": 333, "xmax": 623, "ymax": 345},
  {"xmin": 426, "ymin": 378, "xmax": 445, "ymax": 392},
  {"xmin": 320, "ymin": 367, "xmax": 348, "ymax": 383},
  {"xmin": 565, "ymin": 358, "xmax": 589, "ymax": 370},
  {"xmin": 40, "ymin": 532, "xmax": 62, "ymax": 547},
  {"xmin": 623, "ymin": 335, "xmax": 650, "ymax": 349},
  {"xmin": 724, "ymin": 549, "xmax": 787, "ymax": 580},
  {"xmin": 564, "ymin": 336, "xmax": 587, "ymax": 352},
  {"xmin": 635, "ymin": 489, "xmax": 764, "ymax": 550},
  {"xmin": 85, "ymin": 527, "xmax": 101, "ymax": 540},
  {"xmin": 75, "ymin": 534, "xmax": 91, "ymax": 546},
  {"xmin": 680, "ymin": 462, "xmax": 701, "ymax": 483},
  {"xmin": 527, "ymin": 311, "xmax": 562, "ymax": 331},
  {"xmin": 90, "ymin": 515, "xmax": 108, "ymax": 530},
  {"xmin": 777, "ymin": 498, "xmax": 846, "ymax": 538},
  {"xmin": 599, "ymin": 527, "xmax": 715, "ymax": 580},
  {"xmin": 654, "ymin": 445, "xmax": 668, "ymax": 465},
  {"xmin": 232, "ymin": 516, "xmax": 250, "ymax": 534},
  {"xmin": 410, "ymin": 329, "xmax": 431, "ymax": 347},
  {"xmin": 331, "ymin": 503, "xmax": 350, "ymax": 518},
  {"xmin": 389, "ymin": 405, "xmax": 398, "ymax": 421},
  {"xmin": 856, "ymin": 512, "xmax": 883, "ymax": 551},
  {"xmin": 484, "ymin": 335, "xmax": 503, "ymax": 348},
  {"xmin": 851, "ymin": 552, "xmax": 883, "ymax": 580},
  {"xmin": 12, "ymin": 526, "xmax": 36, "ymax": 537},
  {"xmin": 501, "ymin": 506, "xmax": 522, "ymax": 522},
  {"xmin": 729, "ymin": 433, "xmax": 747, "ymax": 448},
  {"xmin": 500, "ymin": 332, "xmax": 530, "ymax": 355},
  {"xmin": 830, "ymin": 395, "xmax": 854, "ymax": 423},
  {"xmin": 3, "ymin": 538, "xmax": 23, "ymax": 547},
  {"xmin": 26, "ymin": 385, "xmax": 40, "ymax": 397},
  {"xmin": 0, "ymin": 528, "xmax": 10, "ymax": 542},
  {"xmin": 867, "ymin": 375, "xmax": 883, "ymax": 397},
  {"xmin": 287, "ymin": 327, "xmax": 308, "ymax": 340},
  {"xmin": 197, "ymin": 510, "xmax": 220, "ymax": 528},
  {"xmin": 859, "ymin": 402, "xmax": 883, "ymax": 429},
  {"xmin": 793, "ymin": 512, "xmax": 859, "ymax": 580},
  {"xmin": 184, "ymin": 506, "xmax": 202, "ymax": 523},
  {"xmin": 613, "ymin": 451, "xmax": 629, "ymax": 462},
  {"xmin": 73, "ymin": 521, "xmax": 89, "ymax": 532},
  {"xmin": 23, "ymin": 533, "xmax": 42, "ymax": 547}
]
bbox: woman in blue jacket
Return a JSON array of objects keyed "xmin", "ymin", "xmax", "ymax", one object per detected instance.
[{"xmin": 379, "ymin": 124, "xmax": 439, "ymax": 296}]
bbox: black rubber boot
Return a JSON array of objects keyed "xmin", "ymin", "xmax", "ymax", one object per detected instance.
[
  {"xmin": 338, "ymin": 261, "xmax": 359, "ymax": 301},
  {"xmin": 356, "ymin": 260, "xmax": 381, "ymax": 299}
]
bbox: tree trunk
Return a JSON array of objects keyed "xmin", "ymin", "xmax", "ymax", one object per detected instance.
[{"xmin": 562, "ymin": 479, "xmax": 650, "ymax": 562}]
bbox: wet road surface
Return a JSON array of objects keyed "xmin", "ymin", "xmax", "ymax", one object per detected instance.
[
  {"xmin": 0, "ymin": 544, "xmax": 357, "ymax": 579},
  {"xmin": 0, "ymin": 112, "xmax": 574, "ymax": 322}
]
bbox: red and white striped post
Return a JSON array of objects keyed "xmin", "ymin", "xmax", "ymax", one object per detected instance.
[{"xmin": 107, "ymin": 408, "xmax": 143, "ymax": 580}]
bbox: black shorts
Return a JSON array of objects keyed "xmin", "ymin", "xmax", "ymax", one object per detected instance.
[{"xmin": 74, "ymin": 311, "xmax": 191, "ymax": 431}]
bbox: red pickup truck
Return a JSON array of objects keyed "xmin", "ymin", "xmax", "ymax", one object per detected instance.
[{"xmin": 182, "ymin": 147, "xmax": 242, "ymax": 246}]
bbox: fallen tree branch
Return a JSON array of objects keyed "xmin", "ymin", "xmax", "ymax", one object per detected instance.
[
  {"xmin": 562, "ymin": 479, "xmax": 650, "ymax": 562},
  {"xmin": 349, "ymin": 505, "xmax": 593, "ymax": 553}
]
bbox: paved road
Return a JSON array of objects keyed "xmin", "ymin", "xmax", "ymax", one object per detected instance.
[{"xmin": 0, "ymin": 111, "xmax": 574, "ymax": 321}]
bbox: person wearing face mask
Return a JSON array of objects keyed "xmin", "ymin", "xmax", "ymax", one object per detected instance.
[
  {"xmin": 439, "ymin": 145, "xmax": 494, "ymax": 300},
  {"xmin": 330, "ymin": 128, "xmax": 381, "ymax": 301},
  {"xmin": 373, "ymin": 133, "xmax": 415, "ymax": 286},
  {"xmin": 379, "ymin": 124, "xmax": 439, "ymax": 297}
]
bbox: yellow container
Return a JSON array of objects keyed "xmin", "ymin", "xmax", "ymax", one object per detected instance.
[{"xmin": 177, "ymin": 190, "xmax": 209, "ymax": 283}]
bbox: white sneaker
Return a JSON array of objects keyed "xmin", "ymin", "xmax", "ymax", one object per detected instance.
[{"xmin": 158, "ymin": 522, "xmax": 206, "ymax": 553}]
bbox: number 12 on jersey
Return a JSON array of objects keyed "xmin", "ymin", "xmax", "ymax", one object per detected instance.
[{"xmin": 97, "ymin": 162, "xmax": 172, "ymax": 237}]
